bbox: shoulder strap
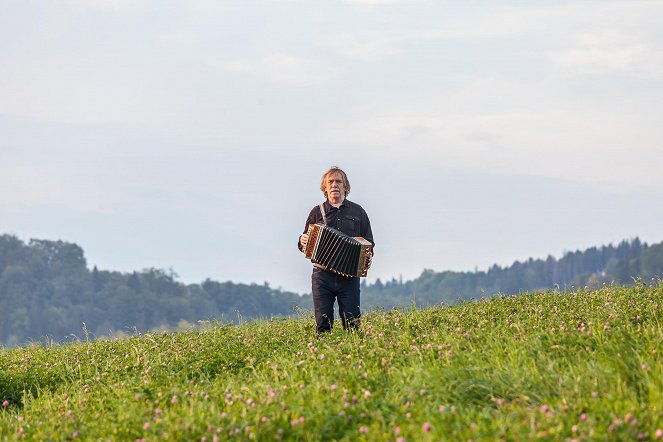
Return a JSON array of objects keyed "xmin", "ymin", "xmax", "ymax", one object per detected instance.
[{"xmin": 319, "ymin": 203, "xmax": 327, "ymax": 225}]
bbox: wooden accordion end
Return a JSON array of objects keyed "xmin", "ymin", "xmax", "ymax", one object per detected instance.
[{"xmin": 304, "ymin": 223, "xmax": 373, "ymax": 277}]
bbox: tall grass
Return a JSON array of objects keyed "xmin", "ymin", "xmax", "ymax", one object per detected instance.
[{"xmin": 1, "ymin": 283, "xmax": 661, "ymax": 441}]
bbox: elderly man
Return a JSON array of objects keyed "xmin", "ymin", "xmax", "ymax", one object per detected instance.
[{"xmin": 298, "ymin": 166, "xmax": 374, "ymax": 334}]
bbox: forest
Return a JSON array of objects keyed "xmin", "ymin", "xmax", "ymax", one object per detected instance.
[
  {"xmin": 361, "ymin": 237, "xmax": 663, "ymax": 308},
  {"xmin": 1, "ymin": 234, "xmax": 661, "ymax": 347}
]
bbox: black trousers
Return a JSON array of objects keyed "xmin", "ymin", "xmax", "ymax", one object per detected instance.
[{"xmin": 311, "ymin": 267, "xmax": 361, "ymax": 334}]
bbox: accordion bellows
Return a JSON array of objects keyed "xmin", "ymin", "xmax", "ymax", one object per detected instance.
[{"xmin": 304, "ymin": 223, "xmax": 373, "ymax": 277}]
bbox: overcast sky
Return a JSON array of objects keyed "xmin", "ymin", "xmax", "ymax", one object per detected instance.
[{"xmin": 2, "ymin": 0, "xmax": 662, "ymax": 294}]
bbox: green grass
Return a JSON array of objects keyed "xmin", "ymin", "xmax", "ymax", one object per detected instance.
[{"xmin": 1, "ymin": 283, "xmax": 662, "ymax": 441}]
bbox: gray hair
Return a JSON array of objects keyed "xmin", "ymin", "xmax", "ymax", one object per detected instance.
[{"xmin": 320, "ymin": 166, "xmax": 351, "ymax": 197}]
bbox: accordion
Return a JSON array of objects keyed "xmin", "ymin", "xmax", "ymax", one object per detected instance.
[{"xmin": 304, "ymin": 223, "xmax": 373, "ymax": 277}]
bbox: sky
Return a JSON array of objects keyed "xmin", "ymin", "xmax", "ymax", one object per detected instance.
[{"xmin": 2, "ymin": 0, "xmax": 662, "ymax": 294}]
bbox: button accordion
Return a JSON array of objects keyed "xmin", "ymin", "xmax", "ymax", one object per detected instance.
[{"xmin": 304, "ymin": 223, "xmax": 373, "ymax": 277}]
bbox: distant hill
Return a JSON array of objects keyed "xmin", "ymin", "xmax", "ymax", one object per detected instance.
[
  {"xmin": 0, "ymin": 235, "xmax": 308, "ymax": 347},
  {"xmin": 1, "ymin": 234, "xmax": 661, "ymax": 347},
  {"xmin": 361, "ymin": 238, "xmax": 663, "ymax": 308}
]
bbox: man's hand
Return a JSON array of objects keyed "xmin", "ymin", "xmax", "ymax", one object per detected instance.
[{"xmin": 299, "ymin": 234, "xmax": 309, "ymax": 251}]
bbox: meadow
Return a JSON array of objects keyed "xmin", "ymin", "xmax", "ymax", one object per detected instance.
[{"xmin": 1, "ymin": 282, "xmax": 661, "ymax": 441}]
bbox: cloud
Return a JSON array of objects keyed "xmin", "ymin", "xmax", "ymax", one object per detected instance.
[
  {"xmin": 549, "ymin": 31, "xmax": 658, "ymax": 76},
  {"xmin": 326, "ymin": 32, "xmax": 400, "ymax": 60},
  {"xmin": 221, "ymin": 52, "xmax": 335, "ymax": 85},
  {"xmin": 76, "ymin": 0, "xmax": 135, "ymax": 11},
  {"xmin": 340, "ymin": 0, "xmax": 421, "ymax": 4},
  {"xmin": 314, "ymin": 85, "xmax": 663, "ymax": 193},
  {"xmin": 416, "ymin": 2, "xmax": 663, "ymax": 44}
]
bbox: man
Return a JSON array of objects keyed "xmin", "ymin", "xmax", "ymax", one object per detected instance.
[{"xmin": 298, "ymin": 166, "xmax": 374, "ymax": 334}]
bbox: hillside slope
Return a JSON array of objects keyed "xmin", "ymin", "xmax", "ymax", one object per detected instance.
[{"xmin": 1, "ymin": 283, "xmax": 661, "ymax": 440}]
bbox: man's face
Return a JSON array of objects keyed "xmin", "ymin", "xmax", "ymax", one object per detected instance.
[{"xmin": 325, "ymin": 172, "xmax": 346, "ymax": 200}]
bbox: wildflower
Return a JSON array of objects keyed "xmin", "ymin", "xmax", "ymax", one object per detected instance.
[
  {"xmin": 363, "ymin": 390, "xmax": 372, "ymax": 399},
  {"xmin": 143, "ymin": 422, "xmax": 151, "ymax": 430},
  {"xmin": 135, "ymin": 394, "xmax": 141, "ymax": 401},
  {"xmin": 72, "ymin": 431, "xmax": 79, "ymax": 438},
  {"xmin": 330, "ymin": 384, "xmax": 338, "ymax": 391},
  {"xmin": 2, "ymin": 400, "xmax": 8, "ymax": 408},
  {"xmin": 655, "ymin": 429, "xmax": 663, "ymax": 439},
  {"xmin": 359, "ymin": 426, "xmax": 369, "ymax": 434},
  {"xmin": 580, "ymin": 413, "xmax": 587, "ymax": 421},
  {"xmin": 394, "ymin": 426, "xmax": 401, "ymax": 435},
  {"xmin": 637, "ymin": 433, "xmax": 646, "ymax": 440},
  {"xmin": 422, "ymin": 422, "xmax": 432, "ymax": 432},
  {"xmin": 540, "ymin": 405, "xmax": 550, "ymax": 414},
  {"xmin": 439, "ymin": 405, "xmax": 447, "ymax": 413},
  {"xmin": 396, "ymin": 438, "xmax": 406, "ymax": 442},
  {"xmin": 154, "ymin": 408, "xmax": 162, "ymax": 416},
  {"xmin": 495, "ymin": 399, "xmax": 505, "ymax": 407}
]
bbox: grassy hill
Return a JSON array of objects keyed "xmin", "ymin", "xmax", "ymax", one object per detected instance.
[{"xmin": 1, "ymin": 283, "xmax": 661, "ymax": 441}]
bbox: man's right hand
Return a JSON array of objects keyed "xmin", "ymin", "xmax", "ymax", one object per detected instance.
[{"xmin": 299, "ymin": 234, "xmax": 309, "ymax": 251}]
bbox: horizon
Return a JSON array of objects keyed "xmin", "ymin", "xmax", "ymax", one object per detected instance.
[
  {"xmin": 2, "ymin": 1, "xmax": 662, "ymax": 294},
  {"xmin": 3, "ymin": 231, "xmax": 653, "ymax": 294}
]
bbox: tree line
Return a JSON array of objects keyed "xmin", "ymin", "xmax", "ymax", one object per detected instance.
[
  {"xmin": 361, "ymin": 237, "xmax": 663, "ymax": 308},
  {"xmin": 0, "ymin": 235, "xmax": 308, "ymax": 347},
  {"xmin": 1, "ymin": 234, "xmax": 661, "ymax": 347}
]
